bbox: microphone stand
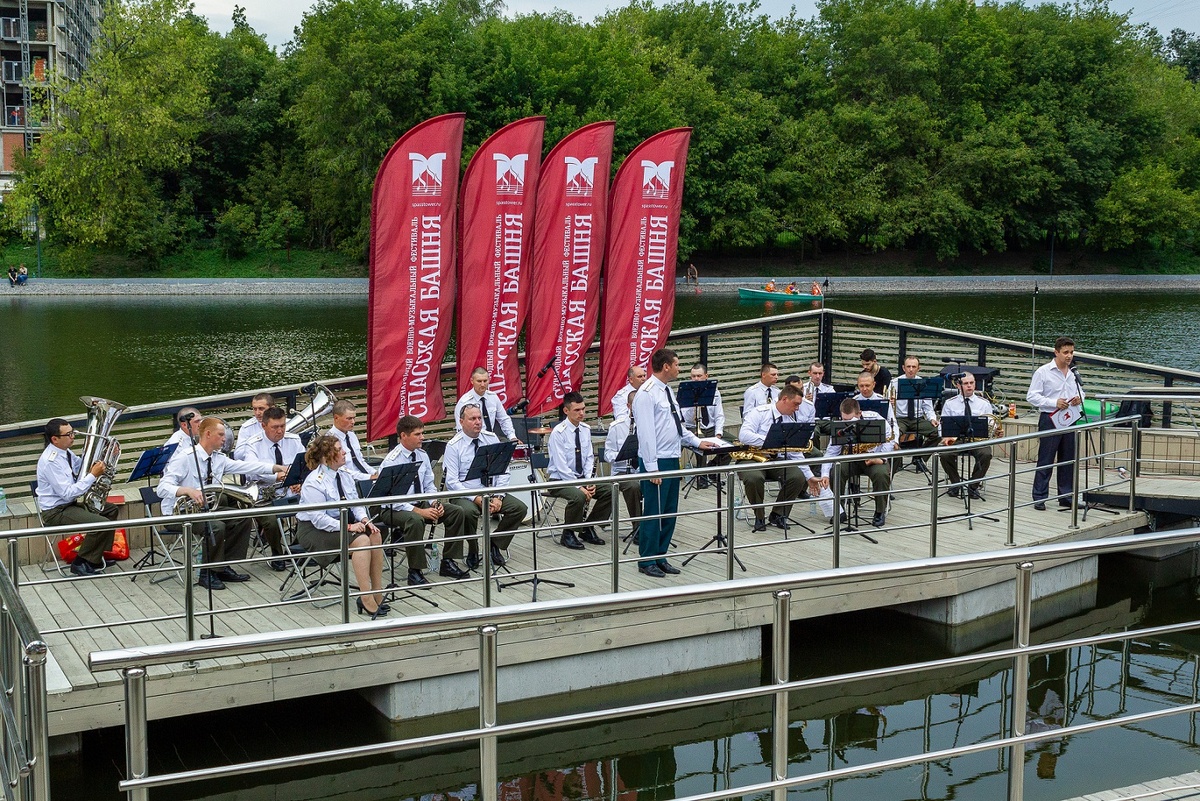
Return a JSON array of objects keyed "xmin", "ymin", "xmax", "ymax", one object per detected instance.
[
  {"xmin": 1070, "ymin": 367, "xmax": 1116, "ymax": 520},
  {"xmin": 187, "ymin": 437, "xmax": 219, "ymax": 640}
]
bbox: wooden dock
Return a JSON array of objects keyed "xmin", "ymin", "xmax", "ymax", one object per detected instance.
[
  {"xmin": 1062, "ymin": 772, "xmax": 1200, "ymax": 800},
  {"xmin": 18, "ymin": 456, "xmax": 1150, "ymax": 737}
]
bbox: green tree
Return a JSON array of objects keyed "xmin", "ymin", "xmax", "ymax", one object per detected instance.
[
  {"xmin": 257, "ymin": 200, "xmax": 306, "ymax": 260},
  {"xmin": 215, "ymin": 203, "xmax": 258, "ymax": 258}
]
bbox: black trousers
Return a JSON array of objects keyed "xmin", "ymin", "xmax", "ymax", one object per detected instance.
[{"xmin": 1033, "ymin": 413, "xmax": 1076, "ymax": 502}]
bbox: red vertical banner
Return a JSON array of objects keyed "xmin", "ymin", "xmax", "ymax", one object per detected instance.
[
  {"xmin": 366, "ymin": 113, "xmax": 466, "ymax": 441},
  {"xmin": 599, "ymin": 128, "xmax": 692, "ymax": 415},
  {"xmin": 525, "ymin": 121, "xmax": 615, "ymax": 416},
  {"xmin": 456, "ymin": 116, "xmax": 546, "ymax": 406}
]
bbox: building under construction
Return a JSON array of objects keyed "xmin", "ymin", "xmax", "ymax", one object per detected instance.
[{"xmin": 0, "ymin": 0, "xmax": 100, "ymax": 188}]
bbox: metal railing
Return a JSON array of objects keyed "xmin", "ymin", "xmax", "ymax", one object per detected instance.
[
  {"xmin": 0, "ymin": 559, "xmax": 48, "ymax": 801},
  {"xmin": 0, "ymin": 415, "xmax": 1142, "ymax": 645},
  {"xmin": 1097, "ymin": 392, "xmax": 1200, "ymax": 475},
  {"xmin": 88, "ymin": 525, "xmax": 1200, "ymax": 801}
]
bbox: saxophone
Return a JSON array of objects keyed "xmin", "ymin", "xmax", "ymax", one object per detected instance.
[
  {"xmin": 77, "ymin": 396, "xmax": 127, "ymax": 514},
  {"xmin": 730, "ymin": 442, "xmax": 814, "ymax": 462},
  {"xmin": 849, "ymin": 417, "xmax": 896, "ymax": 454}
]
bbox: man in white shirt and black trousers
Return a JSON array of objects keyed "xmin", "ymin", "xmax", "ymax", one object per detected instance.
[
  {"xmin": 1026, "ymin": 336, "xmax": 1084, "ymax": 510},
  {"xmin": 454, "ymin": 367, "xmax": 519, "ymax": 441},
  {"xmin": 742, "ymin": 362, "xmax": 780, "ymax": 415},
  {"xmin": 632, "ymin": 348, "xmax": 715, "ymax": 578},
  {"xmin": 737, "ymin": 385, "xmax": 813, "ymax": 531},
  {"xmin": 238, "ymin": 406, "xmax": 305, "ymax": 570},
  {"xmin": 329, "ymin": 399, "xmax": 377, "ymax": 482},
  {"xmin": 35, "ymin": 418, "xmax": 118, "ymax": 576},
  {"xmin": 546, "ymin": 392, "xmax": 613, "ymax": 550},
  {"xmin": 443, "ymin": 403, "xmax": 528, "ymax": 575}
]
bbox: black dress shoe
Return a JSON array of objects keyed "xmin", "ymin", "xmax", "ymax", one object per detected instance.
[
  {"xmin": 490, "ymin": 545, "xmax": 506, "ymax": 566},
  {"xmin": 871, "ymin": 512, "xmax": 887, "ymax": 527},
  {"xmin": 1033, "ymin": 502, "xmax": 1047, "ymax": 511},
  {"xmin": 695, "ymin": 477, "xmax": 711, "ymax": 490},
  {"xmin": 268, "ymin": 559, "xmax": 288, "ymax": 572},
  {"xmin": 439, "ymin": 559, "xmax": 470, "ymax": 579},
  {"xmin": 408, "ymin": 569, "xmax": 430, "ymax": 586},
  {"xmin": 947, "ymin": 486, "xmax": 962, "ymax": 498},
  {"xmin": 559, "ymin": 530, "xmax": 585, "ymax": 550},
  {"xmin": 638, "ymin": 564, "xmax": 666, "ymax": 578},
  {"xmin": 69, "ymin": 559, "xmax": 98, "ymax": 577},
  {"xmin": 968, "ymin": 487, "xmax": 983, "ymax": 500},
  {"xmin": 752, "ymin": 518, "xmax": 767, "ymax": 532},
  {"xmin": 465, "ymin": 552, "xmax": 482, "ymax": 570},
  {"xmin": 1058, "ymin": 499, "xmax": 1072, "ymax": 508},
  {"xmin": 216, "ymin": 567, "xmax": 251, "ymax": 582},
  {"xmin": 658, "ymin": 560, "xmax": 681, "ymax": 575},
  {"xmin": 768, "ymin": 513, "xmax": 788, "ymax": 529},
  {"xmin": 839, "ymin": 512, "xmax": 850, "ymax": 525},
  {"xmin": 197, "ymin": 570, "xmax": 226, "ymax": 590},
  {"xmin": 579, "ymin": 528, "xmax": 606, "ymax": 545}
]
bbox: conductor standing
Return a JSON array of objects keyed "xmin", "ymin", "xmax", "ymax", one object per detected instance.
[{"xmin": 1026, "ymin": 336, "xmax": 1084, "ymax": 510}]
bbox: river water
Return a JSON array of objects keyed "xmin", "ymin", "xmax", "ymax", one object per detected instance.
[{"xmin": 3, "ymin": 290, "xmax": 1199, "ymax": 425}]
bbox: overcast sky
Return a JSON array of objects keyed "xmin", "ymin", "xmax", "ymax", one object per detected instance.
[{"xmin": 193, "ymin": 0, "xmax": 1200, "ymax": 51}]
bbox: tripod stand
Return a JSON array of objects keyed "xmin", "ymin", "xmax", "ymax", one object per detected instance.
[
  {"xmin": 828, "ymin": 419, "xmax": 886, "ymax": 544},
  {"xmin": 498, "ymin": 453, "xmax": 574, "ymax": 600},
  {"xmin": 937, "ymin": 412, "xmax": 999, "ymax": 531},
  {"xmin": 682, "ymin": 452, "xmax": 746, "ymax": 571}
]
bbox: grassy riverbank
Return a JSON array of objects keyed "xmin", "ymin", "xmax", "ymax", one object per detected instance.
[{"xmin": 4, "ymin": 242, "xmax": 1198, "ymax": 279}]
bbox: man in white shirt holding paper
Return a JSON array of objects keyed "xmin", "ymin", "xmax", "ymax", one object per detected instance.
[{"xmin": 1026, "ymin": 336, "xmax": 1084, "ymax": 510}]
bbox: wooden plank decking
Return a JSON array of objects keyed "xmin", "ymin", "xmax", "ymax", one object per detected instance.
[
  {"xmin": 15, "ymin": 455, "xmax": 1152, "ymax": 737},
  {"xmin": 1062, "ymin": 772, "xmax": 1200, "ymax": 800}
]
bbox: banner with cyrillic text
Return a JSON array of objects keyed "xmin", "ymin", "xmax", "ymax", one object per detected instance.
[
  {"xmin": 366, "ymin": 113, "xmax": 465, "ymax": 440},
  {"xmin": 525, "ymin": 121, "xmax": 615, "ymax": 416},
  {"xmin": 456, "ymin": 116, "xmax": 546, "ymax": 406},
  {"xmin": 599, "ymin": 128, "xmax": 692, "ymax": 416}
]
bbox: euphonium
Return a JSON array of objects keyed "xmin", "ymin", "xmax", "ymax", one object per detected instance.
[
  {"xmin": 285, "ymin": 384, "xmax": 337, "ymax": 438},
  {"xmin": 77, "ymin": 396, "xmax": 127, "ymax": 514},
  {"xmin": 172, "ymin": 483, "xmax": 260, "ymax": 515}
]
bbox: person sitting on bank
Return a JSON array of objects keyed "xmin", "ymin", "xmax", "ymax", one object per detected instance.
[
  {"xmin": 6, "ymin": 266, "xmax": 16, "ymax": 287},
  {"xmin": 15, "ymin": 265, "xmax": 27, "ymax": 286},
  {"xmin": 442, "ymin": 403, "xmax": 527, "ymax": 575},
  {"xmin": 375, "ymin": 415, "xmax": 465, "ymax": 586},
  {"xmin": 296, "ymin": 434, "xmax": 387, "ymax": 617},
  {"xmin": 36, "ymin": 418, "xmax": 118, "ymax": 576},
  {"xmin": 547, "ymin": 392, "xmax": 613, "ymax": 549}
]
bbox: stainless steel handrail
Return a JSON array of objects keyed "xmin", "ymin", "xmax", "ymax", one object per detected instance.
[
  {"xmin": 93, "ymin": 525, "xmax": 1200, "ymax": 801},
  {"xmin": 0, "ymin": 561, "xmax": 48, "ymax": 800}
]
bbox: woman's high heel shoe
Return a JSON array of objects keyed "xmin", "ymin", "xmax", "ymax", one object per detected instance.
[{"xmin": 356, "ymin": 598, "xmax": 388, "ymax": 618}]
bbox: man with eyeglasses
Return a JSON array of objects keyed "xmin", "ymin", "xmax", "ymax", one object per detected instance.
[{"xmin": 35, "ymin": 419, "xmax": 117, "ymax": 576}]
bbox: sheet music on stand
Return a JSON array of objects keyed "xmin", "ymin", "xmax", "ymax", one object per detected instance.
[
  {"xmin": 815, "ymin": 392, "xmax": 852, "ymax": 420},
  {"xmin": 282, "ymin": 453, "xmax": 313, "ymax": 488},
  {"xmin": 939, "ymin": 415, "xmax": 990, "ymax": 441},
  {"xmin": 365, "ymin": 462, "xmax": 420, "ymax": 500},
  {"xmin": 763, "ymin": 422, "xmax": 814, "ymax": 451},
  {"xmin": 830, "ymin": 418, "xmax": 886, "ymax": 447},
  {"xmin": 128, "ymin": 443, "xmax": 178, "ymax": 483},
  {"xmin": 466, "ymin": 441, "xmax": 517, "ymax": 484},
  {"xmin": 857, "ymin": 398, "xmax": 889, "ymax": 418}
]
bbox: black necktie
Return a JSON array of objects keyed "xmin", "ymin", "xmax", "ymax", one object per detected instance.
[
  {"xmin": 273, "ymin": 442, "xmax": 283, "ymax": 467},
  {"xmin": 480, "ymin": 397, "xmax": 492, "ymax": 431},
  {"xmin": 666, "ymin": 387, "xmax": 684, "ymax": 437},
  {"xmin": 410, "ymin": 452, "xmax": 417, "ymax": 463},
  {"xmin": 204, "ymin": 457, "xmax": 213, "ymax": 484},
  {"xmin": 574, "ymin": 427, "xmax": 584, "ymax": 477},
  {"xmin": 345, "ymin": 434, "xmax": 367, "ymax": 472},
  {"xmin": 907, "ymin": 398, "xmax": 915, "ymax": 419},
  {"xmin": 766, "ymin": 386, "xmax": 774, "ymax": 402},
  {"xmin": 701, "ymin": 406, "xmax": 710, "ymax": 427},
  {"xmin": 334, "ymin": 472, "xmax": 359, "ymax": 523}
]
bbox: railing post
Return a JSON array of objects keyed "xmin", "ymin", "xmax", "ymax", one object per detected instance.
[
  {"xmin": 124, "ymin": 666, "xmax": 149, "ymax": 801},
  {"xmin": 772, "ymin": 590, "xmax": 791, "ymax": 801},
  {"xmin": 610, "ymin": 482, "xmax": 620, "ymax": 594},
  {"xmin": 725, "ymin": 469, "xmax": 737, "ymax": 581},
  {"xmin": 1129, "ymin": 421, "xmax": 1139, "ymax": 512},
  {"xmin": 1007, "ymin": 562, "xmax": 1034, "ymax": 801},
  {"xmin": 23, "ymin": 641, "xmax": 48, "ymax": 801},
  {"xmin": 1069, "ymin": 429, "xmax": 1080, "ymax": 530},
  {"xmin": 479, "ymin": 625, "xmax": 499, "ymax": 801},
  {"xmin": 182, "ymin": 522, "xmax": 195, "ymax": 642},
  {"xmin": 725, "ymin": 480, "xmax": 737, "ymax": 581},
  {"xmin": 6, "ymin": 540, "xmax": 17, "ymax": 593},
  {"xmin": 928, "ymin": 456, "xmax": 939, "ymax": 558},
  {"xmin": 699, "ymin": 333, "xmax": 709, "ymax": 365},
  {"xmin": 1163, "ymin": 375, "xmax": 1174, "ymax": 429},
  {"xmin": 1007, "ymin": 447, "xmax": 1018, "ymax": 547},
  {"xmin": 761, "ymin": 325, "xmax": 771, "ymax": 365},
  {"xmin": 830, "ymin": 465, "xmax": 840, "ymax": 569},
  {"xmin": 481, "ymin": 492, "xmax": 493, "ymax": 608},
  {"xmin": 1098, "ymin": 404, "xmax": 1107, "ymax": 481},
  {"xmin": 339, "ymin": 508, "xmax": 351, "ymax": 623}
]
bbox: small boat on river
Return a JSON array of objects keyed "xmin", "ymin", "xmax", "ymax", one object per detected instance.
[{"xmin": 737, "ymin": 287, "xmax": 823, "ymax": 301}]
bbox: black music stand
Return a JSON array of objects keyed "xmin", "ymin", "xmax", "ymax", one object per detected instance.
[
  {"xmin": 366, "ymin": 464, "xmax": 440, "ymax": 608},
  {"xmin": 937, "ymin": 415, "xmax": 998, "ymax": 529},
  {"xmin": 857, "ymin": 398, "xmax": 889, "ymax": 418},
  {"xmin": 499, "ymin": 451, "xmax": 575, "ymax": 600},
  {"xmin": 896, "ymin": 378, "xmax": 943, "ymax": 482},
  {"xmin": 679, "ymin": 379, "xmax": 719, "ymax": 495},
  {"xmin": 829, "ymin": 419, "xmax": 884, "ymax": 543},
  {"xmin": 814, "ymin": 391, "xmax": 852, "ymax": 449},
  {"xmin": 129, "ymin": 444, "xmax": 179, "ymax": 574},
  {"xmin": 761, "ymin": 422, "xmax": 817, "ymax": 537},
  {"xmin": 682, "ymin": 441, "xmax": 747, "ymax": 571},
  {"xmin": 281, "ymin": 452, "xmax": 312, "ymax": 488},
  {"xmin": 466, "ymin": 441, "xmax": 517, "ymax": 581},
  {"xmin": 613, "ymin": 434, "xmax": 645, "ymax": 554}
]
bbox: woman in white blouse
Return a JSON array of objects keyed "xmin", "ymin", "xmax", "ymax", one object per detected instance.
[{"xmin": 296, "ymin": 435, "xmax": 387, "ymax": 617}]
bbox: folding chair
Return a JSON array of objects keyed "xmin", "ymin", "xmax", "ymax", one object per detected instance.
[
  {"xmin": 278, "ymin": 547, "xmax": 347, "ymax": 608},
  {"xmin": 528, "ymin": 452, "xmax": 564, "ymax": 538},
  {"xmin": 29, "ymin": 481, "xmax": 69, "ymax": 576},
  {"xmin": 131, "ymin": 486, "xmax": 188, "ymax": 585}
]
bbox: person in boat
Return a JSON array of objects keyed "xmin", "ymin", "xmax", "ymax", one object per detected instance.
[
  {"xmin": 442, "ymin": 403, "xmax": 527, "ymax": 576},
  {"xmin": 240, "ymin": 406, "xmax": 304, "ymax": 570},
  {"xmin": 35, "ymin": 418, "xmax": 118, "ymax": 577},
  {"xmin": 1026, "ymin": 336, "xmax": 1083, "ymax": 510},
  {"xmin": 824, "ymin": 397, "xmax": 898, "ymax": 528},
  {"xmin": 547, "ymin": 392, "xmax": 612, "ymax": 550},
  {"xmin": 892, "ymin": 355, "xmax": 940, "ymax": 460},
  {"xmin": 938, "ymin": 372, "xmax": 999, "ymax": 500},
  {"xmin": 454, "ymin": 367, "xmax": 520, "ymax": 442},
  {"xmin": 157, "ymin": 417, "xmax": 284, "ymax": 590},
  {"xmin": 786, "ymin": 281, "xmax": 798, "ymax": 295},
  {"xmin": 742, "ymin": 363, "xmax": 780, "ymax": 414},
  {"xmin": 610, "ymin": 364, "xmax": 647, "ymax": 424},
  {"xmin": 234, "ymin": 393, "xmax": 276, "ymax": 458},
  {"xmin": 764, "ymin": 279, "xmax": 777, "ymax": 292},
  {"xmin": 295, "ymin": 434, "xmax": 387, "ymax": 617},
  {"xmin": 604, "ymin": 391, "xmax": 642, "ymax": 544},
  {"xmin": 811, "ymin": 281, "xmax": 822, "ymax": 296},
  {"xmin": 632, "ymin": 348, "xmax": 715, "ymax": 578},
  {"xmin": 859, "ymin": 348, "xmax": 892, "ymax": 394},
  {"xmin": 374, "ymin": 415, "xmax": 464, "ymax": 586}
]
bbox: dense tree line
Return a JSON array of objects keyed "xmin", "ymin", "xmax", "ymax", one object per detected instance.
[{"xmin": 7, "ymin": 0, "xmax": 1200, "ymax": 266}]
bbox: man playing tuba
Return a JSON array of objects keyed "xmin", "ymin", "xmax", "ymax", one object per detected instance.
[{"xmin": 36, "ymin": 419, "xmax": 117, "ymax": 576}]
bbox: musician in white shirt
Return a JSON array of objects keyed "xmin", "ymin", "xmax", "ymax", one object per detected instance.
[
  {"xmin": 443, "ymin": 403, "xmax": 527, "ymax": 573},
  {"xmin": 164, "ymin": 406, "xmax": 202, "ymax": 451},
  {"xmin": 604, "ymin": 391, "xmax": 642, "ymax": 541},
  {"xmin": 157, "ymin": 417, "xmax": 283, "ymax": 590},
  {"xmin": 35, "ymin": 418, "xmax": 117, "ymax": 576},
  {"xmin": 234, "ymin": 392, "xmax": 275, "ymax": 455},
  {"xmin": 680, "ymin": 362, "xmax": 725, "ymax": 489},
  {"xmin": 939, "ymin": 372, "xmax": 999, "ymax": 499},
  {"xmin": 238, "ymin": 406, "xmax": 304, "ymax": 569},
  {"xmin": 824, "ymin": 397, "xmax": 898, "ymax": 527},
  {"xmin": 610, "ymin": 365, "xmax": 647, "ymax": 424},
  {"xmin": 742, "ymin": 363, "xmax": 780, "ymax": 414},
  {"xmin": 454, "ymin": 367, "xmax": 518, "ymax": 441},
  {"xmin": 1026, "ymin": 336, "xmax": 1084, "ymax": 510},
  {"xmin": 374, "ymin": 415, "xmax": 464, "ymax": 585},
  {"xmin": 546, "ymin": 392, "xmax": 613, "ymax": 550},
  {"xmin": 329, "ymin": 399, "xmax": 376, "ymax": 482},
  {"xmin": 892, "ymin": 355, "xmax": 940, "ymax": 453},
  {"xmin": 736, "ymin": 386, "xmax": 812, "ymax": 531}
]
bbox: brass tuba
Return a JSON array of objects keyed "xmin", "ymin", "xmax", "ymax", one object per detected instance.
[
  {"xmin": 77, "ymin": 396, "xmax": 127, "ymax": 514},
  {"xmin": 285, "ymin": 384, "xmax": 337, "ymax": 438}
]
